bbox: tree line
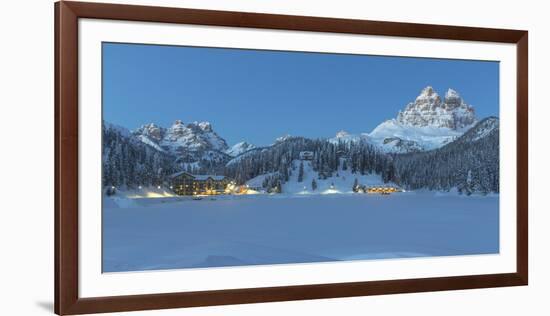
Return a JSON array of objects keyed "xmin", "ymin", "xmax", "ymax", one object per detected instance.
[{"xmin": 102, "ymin": 118, "xmax": 499, "ymax": 194}]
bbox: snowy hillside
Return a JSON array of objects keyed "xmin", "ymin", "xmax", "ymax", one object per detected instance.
[
  {"xmin": 225, "ymin": 141, "xmax": 256, "ymax": 157},
  {"xmin": 104, "ymin": 121, "xmax": 132, "ymax": 137},
  {"xmin": 135, "ymin": 134, "xmax": 165, "ymax": 152},
  {"xmin": 368, "ymin": 119, "xmax": 464, "ymax": 152},
  {"xmin": 329, "ymin": 119, "xmax": 463, "ymax": 153},
  {"xmin": 393, "ymin": 117, "xmax": 499, "ymax": 194},
  {"xmin": 102, "ymin": 121, "xmax": 179, "ymax": 189},
  {"xmin": 456, "ymin": 116, "xmax": 499, "ymax": 143},
  {"xmin": 226, "ymin": 147, "xmax": 269, "ymax": 167},
  {"xmin": 246, "ymin": 159, "xmax": 391, "ymax": 194}
]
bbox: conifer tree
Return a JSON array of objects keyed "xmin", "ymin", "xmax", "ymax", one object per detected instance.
[
  {"xmin": 298, "ymin": 161, "xmax": 304, "ymax": 182},
  {"xmin": 311, "ymin": 178, "xmax": 317, "ymax": 191}
]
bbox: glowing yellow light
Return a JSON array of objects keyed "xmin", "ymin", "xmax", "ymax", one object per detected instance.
[
  {"xmin": 127, "ymin": 191, "xmax": 176, "ymax": 198},
  {"xmin": 321, "ymin": 188, "xmax": 340, "ymax": 195}
]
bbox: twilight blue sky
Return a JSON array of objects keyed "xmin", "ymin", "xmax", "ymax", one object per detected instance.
[{"xmin": 103, "ymin": 42, "xmax": 499, "ymax": 146}]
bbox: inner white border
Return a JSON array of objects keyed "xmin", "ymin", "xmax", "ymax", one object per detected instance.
[{"xmin": 79, "ymin": 19, "xmax": 517, "ymax": 298}]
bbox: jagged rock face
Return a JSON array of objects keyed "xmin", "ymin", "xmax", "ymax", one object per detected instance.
[
  {"xmin": 396, "ymin": 86, "xmax": 477, "ymax": 130},
  {"xmin": 164, "ymin": 120, "xmax": 187, "ymax": 140},
  {"xmin": 368, "ymin": 86, "xmax": 479, "ymax": 153},
  {"xmin": 133, "ymin": 120, "xmax": 229, "ymax": 156},
  {"xmin": 160, "ymin": 120, "xmax": 228, "ymax": 153},
  {"xmin": 198, "ymin": 121, "xmax": 213, "ymax": 132},
  {"xmin": 134, "ymin": 123, "xmax": 165, "ymax": 142},
  {"xmin": 132, "ymin": 120, "xmax": 231, "ymax": 171}
]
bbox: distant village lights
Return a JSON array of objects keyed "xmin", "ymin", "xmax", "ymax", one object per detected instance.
[
  {"xmin": 170, "ymin": 172, "xmax": 231, "ymax": 196},
  {"xmin": 168, "ymin": 172, "xmax": 263, "ymax": 196}
]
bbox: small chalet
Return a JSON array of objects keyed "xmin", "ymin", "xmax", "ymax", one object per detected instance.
[
  {"xmin": 170, "ymin": 171, "xmax": 232, "ymax": 195},
  {"xmin": 299, "ymin": 151, "xmax": 314, "ymax": 160}
]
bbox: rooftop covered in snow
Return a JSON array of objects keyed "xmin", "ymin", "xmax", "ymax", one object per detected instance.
[{"xmin": 169, "ymin": 171, "xmax": 228, "ymax": 181}]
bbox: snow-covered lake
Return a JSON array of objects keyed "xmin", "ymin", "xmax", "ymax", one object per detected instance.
[{"xmin": 103, "ymin": 192, "xmax": 499, "ymax": 272}]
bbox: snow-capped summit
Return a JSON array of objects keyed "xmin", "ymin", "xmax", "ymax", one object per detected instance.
[
  {"xmin": 134, "ymin": 123, "xmax": 165, "ymax": 142},
  {"xmin": 133, "ymin": 120, "xmax": 229, "ymax": 156},
  {"xmin": 161, "ymin": 120, "xmax": 228, "ymax": 153},
  {"xmin": 411, "ymin": 86, "xmax": 441, "ymax": 109},
  {"xmin": 335, "ymin": 130, "xmax": 350, "ymax": 138},
  {"xmin": 132, "ymin": 120, "xmax": 231, "ymax": 170},
  {"xmin": 275, "ymin": 134, "xmax": 292, "ymax": 143},
  {"xmin": 198, "ymin": 121, "xmax": 213, "ymax": 132},
  {"xmin": 445, "ymin": 88, "xmax": 460, "ymax": 100},
  {"xmin": 396, "ymin": 86, "xmax": 476, "ymax": 130},
  {"xmin": 226, "ymin": 141, "xmax": 256, "ymax": 157},
  {"xmin": 164, "ymin": 120, "xmax": 186, "ymax": 140},
  {"xmin": 329, "ymin": 130, "xmax": 369, "ymax": 144},
  {"xmin": 369, "ymin": 86, "xmax": 478, "ymax": 152}
]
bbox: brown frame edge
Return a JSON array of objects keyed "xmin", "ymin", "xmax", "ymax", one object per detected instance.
[{"xmin": 54, "ymin": 1, "xmax": 528, "ymax": 315}]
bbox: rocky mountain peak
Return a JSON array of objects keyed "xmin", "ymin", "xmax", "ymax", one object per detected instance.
[
  {"xmin": 443, "ymin": 88, "xmax": 466, "ymax": 110},
  {"xmin": 134, "ymin": 123, "xmax": 165, "ymax": 142},
  {"xmin": 133, "ymin": 119, "xmax": 229, "ymax": 156},
  {"xmin": 396, "ymin": 86, "xmax": 476, "ymax": 130},
  {"xmin": 164, "ymin": 120, "xmax": 228, "ymax": 152},
  {"xmin": 198, "ymin": 121, "xmax": 213, "ymax": 132},
  {"xmin": 166, "ymin": 120, "xmax": 188, "ymax": 138},
  {"xmin": 413, "ymin": 86, "xmax": 441, "ymax": 108},
  {"xmin": 445, "ymin": 88, "xmax": 460, "ymax": 100},
  {"xmin": 417, "ymin": 85, "xmax": 439, "ymax": 100}
]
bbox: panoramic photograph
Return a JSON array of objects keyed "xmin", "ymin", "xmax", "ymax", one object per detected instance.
[{"xmin": 102, "ymin": 42, "xmax": 500, "ymax": 273}]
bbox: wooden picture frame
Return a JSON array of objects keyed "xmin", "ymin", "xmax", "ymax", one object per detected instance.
[{"xmin": 55, "ymin": 1, "xmax": 528, "ymax": 314}]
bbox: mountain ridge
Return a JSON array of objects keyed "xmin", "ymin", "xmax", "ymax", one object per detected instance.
[
  {"xmin": 103, "ymin": 85, "xmax": 497, "ymax": 193},
  {"xmin": 331, "ymin": 86, "xmax": 478, "ymax": 153}
]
